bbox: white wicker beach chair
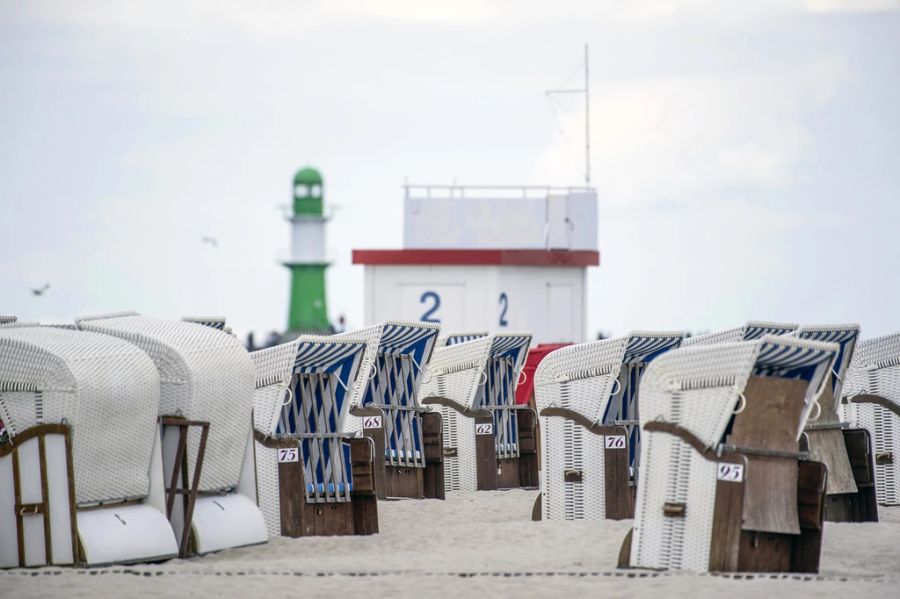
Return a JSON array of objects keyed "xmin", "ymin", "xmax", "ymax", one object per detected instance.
[
  {"xmin": 0, "ymin": 324, "xmax": 177, "ymax": 567},
  {"xmin": 250, "ymin": 336, "xmax": 378, "ymax": 537},
  {"xmin": 534, "ymin": 331, "xmax": 684, "ymax": 521},
  {"xmin": 420, "ymin": 332, "xmax": 533, "ymax": 492},
  {"xmin": 335, "ymin": 321, "xmax": 443, "ymax": 499},
  {"xmin": 842, "ymin": 333, "xmax": 900, "ymax": 506},
  {"xmin": 791, "ymin": 325, "xmax": 878, "ymax": 521},
  {"xmin": 682, "ymin": 321, "xmax": 798, "ymax": 347},
  {"xmin": 75, "ymin": 312, "xmax": 266, "ymax": 556},
  {"xmin": 623, "ymin": 335, "xmax": 838, "ymax": 573}
]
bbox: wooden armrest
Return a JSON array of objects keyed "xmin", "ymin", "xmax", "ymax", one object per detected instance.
[
  {"xmin": 643, "ymin": 421, "xmax": 717, "ymax": 461},
  {"xmin": 849, "ymin": 394, "xmax": 900, "ymax": 418},
  {"xmin": 421, "ymin": 397, "xmax": 490, "ymax": 418},
  {"xmin": 539, "ymin": 406, "xmax": 626, "ymax": 437}
]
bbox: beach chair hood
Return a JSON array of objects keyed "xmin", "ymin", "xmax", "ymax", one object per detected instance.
[
  {"xmin": 75, "ymin": 312, "xmax": 255, "ymax": 493},
  {"xmin": 0, "ymin": 325, "xmax": 161, "ymax": 504}
]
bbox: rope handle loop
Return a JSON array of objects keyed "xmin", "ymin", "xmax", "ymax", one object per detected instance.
[
  {"xmin": 808, "ymin": 399, "xmax": 822, "ymax": 422},
  {"xmin": 282, "ymin": 385, "xmax": 294, "ymax": 406},
  {"xmin": 609, "ymin": 378, "xmax": 621, "ymax": 397}
]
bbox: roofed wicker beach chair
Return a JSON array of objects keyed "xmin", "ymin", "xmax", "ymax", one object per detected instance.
[
  {"xmin": 793, "ymin": 325, "xmax": 877, "ymax": 522},
  {"xmin": 335, "ymin": 321, "xmax": 443, "ymax": 499},
  {"xmin": 0, "ymin": 324, "xmax": 177, "ymax": 567},
  {"xmin": 619, "ymin": 335, "xmax": 838, "ymax": 573},
  {"xmin": 250, "ymin": 335, "xmax": 378, "ymax": 537},
  {"xmin": 533, "ymin": 331, "xmax": 684, "ymax": 521},
  {"xmin": 842, "ymin": 333, "xmax": 900, "ymax": 507},
  {"xmin": 76, "ymin": 313, "xmax": 266, "ymax": 556},
  {"xmin": 0, "ymin": 317, "xmax": 16, "ymax": 325},
  {"xmin": 420, "ymin": 332, "xmax": 534, "ymax": 492}
]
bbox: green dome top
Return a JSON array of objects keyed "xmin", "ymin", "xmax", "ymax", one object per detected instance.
[{"xmin": 293, "ymin": 167, "xmax": 323, "ymax": 186}]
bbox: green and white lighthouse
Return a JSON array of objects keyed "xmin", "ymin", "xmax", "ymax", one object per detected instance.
[{"xmin": 284, "ymin": 166, "xmax": 331, "ymax": 333}]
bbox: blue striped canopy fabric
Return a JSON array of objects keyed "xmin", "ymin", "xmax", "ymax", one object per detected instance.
[
  {"xmin": 477, "ymin": 334, "xmax": 532, "ymax": 459},
  {"xmin": 623, "ymin": 334, "xmax": 684, "ymax": 364},
  {"xmin": 444, "ymin": 332, "xmax": 489, "ymax": 347},
  {"xmin": 743, "ymin": 321, "xmax": 798, "ymax": 340},
  {"xmin": 363, "ymin": 322, "xmax": 440, "ymax": 467},
  {"xmin": 278, "ymin": 339, "xmax": 367, "ymax": 503},
  {"xmin": 794, "ymin": 325, "xmax": 859, "ymax": 398},
  {"xmin": 754, "ymin": 338, "xmax": 838, "ymax": 380}
]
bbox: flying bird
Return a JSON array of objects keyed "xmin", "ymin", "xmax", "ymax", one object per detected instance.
[
  {"xmin": 202, "ymin": 236, "xmax": 219, "ymax": 248},
  {"xmin": 31, "ymin": 283, "xmax": 50, "ymax": 296}
]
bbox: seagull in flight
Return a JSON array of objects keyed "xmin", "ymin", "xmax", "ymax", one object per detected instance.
[
  {"xmin": 202, "ymin": 236, "xmax": 219, "ymax": 248},
  {"xmin": 31, "ymin": 283, "xmax": 50, "ymax": 296}
]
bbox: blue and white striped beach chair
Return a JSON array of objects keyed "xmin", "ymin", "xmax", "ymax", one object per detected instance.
[
  {"xmin": 623, "ymin": 335, "xmax": 838, "ymax": 573},
  {"xmin": 251, "ymin": 335, "xmax": 378, "ymax": 536},
  {"xmin": 336, "ymin": 321, "xmax": 443, "ymax": 499},
  {"xmin": 421, "ymin": 332, "xmax": 533, "ymax": 492},
  {"xmin": 534, "ymin": 331, "xmax": 684, "ymax": 521},
  {"xmin": 842, "ymin": 333, "xmax": 900, "ymax": 506},
  {"xmin": 792, "ymin": 325, "xmax": 877, "ymax": 521}
]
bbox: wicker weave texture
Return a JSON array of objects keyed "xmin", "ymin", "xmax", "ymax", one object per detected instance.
[
  {"xmin": 420, "ymin": 336, "xmax": 493, "ymax": 411},
  {"xmin": 251, "ymin": 340, "xmax": 302, "ymax": 437},
  {"xmin": 541, "ymin": 418, "xmax": 605, "ymax": 519},
  {"xmin": 76, "ymin": 313, "xmax": 255, "ymax": 493},
  {"xmin": 254, "ymin": 442, "xmax": 282, "ymax": 536},
  {"xmin": 440, "ymin": 405, "xmax": 477, "ymax": 491},
  {"xmin": 0, "ymin": 326, "xmax": 160, "ymax": 505},
  {"xmin": 843, "ymin": 333, "xmax": 900, "ymax": 505},
  {"xmin": 533, "ymin": 338, "xmax": 627, "ymax": 421},
  {"xmin": 421, "ymin": 337, "xmax": 493, "ymax": 492}
]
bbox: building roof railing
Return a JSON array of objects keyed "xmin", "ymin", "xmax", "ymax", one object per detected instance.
[{"xmin": 403, "ymin": 184, "xmax": 595, "ymax": 200}]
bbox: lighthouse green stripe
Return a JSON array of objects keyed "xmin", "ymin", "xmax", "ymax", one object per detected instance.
[{"xmin": 287, "ymin": 264, "xmax": 329, "ymax": 332}]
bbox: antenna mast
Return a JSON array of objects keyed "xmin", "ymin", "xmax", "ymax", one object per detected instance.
[{"xmin": 546, "ymin": 43, "xmax": 591, "ymax": 187}]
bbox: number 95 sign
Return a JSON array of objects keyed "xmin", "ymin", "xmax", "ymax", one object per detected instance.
[{"xmin": 716, "ymin": 463, "xmax": 744, "ymax": 482}]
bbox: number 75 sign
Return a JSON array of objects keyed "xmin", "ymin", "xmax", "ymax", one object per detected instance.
[{"xmin": 278, "ymin": 447, "xmax": 299, "ymax": 463}]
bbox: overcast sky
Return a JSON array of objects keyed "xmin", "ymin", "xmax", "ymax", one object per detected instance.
[{"xmin": 1, "ymin": 1, "xmax": 898, "ymax": 341}]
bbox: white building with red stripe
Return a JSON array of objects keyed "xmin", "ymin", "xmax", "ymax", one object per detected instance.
[{"xmin": 353, "ymin": 185, "xmax": 599, "ymax": 344}]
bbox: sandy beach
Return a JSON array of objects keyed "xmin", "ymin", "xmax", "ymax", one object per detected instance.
[{"xmin": 2, "ymin": 489, "xmax": 898, "ymax": 598}]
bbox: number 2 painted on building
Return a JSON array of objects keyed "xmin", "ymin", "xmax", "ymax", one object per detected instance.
[
  {"xmin": 420, "ymin": 291, "xmax": 441, "ymax": 323},
  {"xmin": 498, "ymin": 292, "xmax": 509, "ymax": 327}
]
